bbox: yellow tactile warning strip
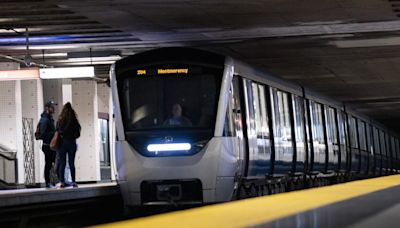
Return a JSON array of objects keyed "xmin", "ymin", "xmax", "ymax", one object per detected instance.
[{"xmin": 97, "ymin": 175, "xmax": 400, "ymax": 228}]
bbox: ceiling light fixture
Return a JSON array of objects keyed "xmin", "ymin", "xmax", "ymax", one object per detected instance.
[{"xmin": 39, "ymin": 66, "xmax": 95, "ymax": 79}]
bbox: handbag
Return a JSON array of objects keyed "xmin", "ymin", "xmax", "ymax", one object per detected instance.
[{"xmin": 50, "ymin": 131, "xmax": 61, "ymax": 151}]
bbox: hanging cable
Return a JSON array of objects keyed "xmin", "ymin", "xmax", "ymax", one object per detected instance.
[
  {"xmin": 90, "ymin": 47, "xmax": 93, "ymax": 65},
  {"xmin": 42, "ymin": 49, "xmax": 45, "ymax": 65}
]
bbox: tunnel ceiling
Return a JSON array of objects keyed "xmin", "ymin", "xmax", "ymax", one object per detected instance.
[{"xmin": 1, "ymin": 0, "xmax": 400, "ymax": 132}]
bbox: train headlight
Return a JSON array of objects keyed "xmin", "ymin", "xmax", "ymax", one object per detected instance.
[{"xmin": 147, "ymin": 143, "xmax": 191, "ymax": 152}]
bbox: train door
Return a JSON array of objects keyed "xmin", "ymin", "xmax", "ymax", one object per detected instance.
[
  {"xmin": 309, "ymin": 101, "xmax": 326, "ymax": 173},
  {"xmin": 292, "ymin": 95, "xmax": 306, "ymax": 174},
  {"xmin": 270, "ymin": 88, "xmax": 294, "ymax": 175},
  {"xmin": 325, "ymin": 106, "xmax": 339, "ymax": 172},
  {"xmin": 396, "ymin": 138, "xmax": 400, "ymax": 172},
  {"xmin": 379, "ymin": 130, "xmax": 388, "ymax": 175},
  {"xmin": 242, "ymin": 79, "xmax": 272, "ymax": 177},
  {"xmin": 357, "ymin": 120, "xmax": 368, "ymax": 175},
  {"xmin": 224, "ymin": 75, "xmax": 246, "ymax": 178},
  {"xmin": 337, "ymin": 111, "xmax": 348, "ymax": 172},
  {"xmin": 373, "ymin": 127, "xmax": 382, "ymax": 175},
  {"xmin": 390, "ymin": 136, "xmax": 396, "ymax": 173},
  {"xmin": 366, "ymin": 124, "xmax": 374, "ymax": 175},
  {"xmin": 348, "ymin": 116, "xmax": 360, "ymax": 173},
  {"xmin": 98, "ymin": 116, "xmax": 111, "ymax": 180}
]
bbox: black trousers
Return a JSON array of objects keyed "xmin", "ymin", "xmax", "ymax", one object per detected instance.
[{"xmin": 42, "ymin": 145, "xmax": 56, "ymax": 184}]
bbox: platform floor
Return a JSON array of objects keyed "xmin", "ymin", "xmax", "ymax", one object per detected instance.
[
  {"xmin": 0, "ymin": 182, "xmax": 119, "ymax": 208},
  {"xmin": 97, "ymin": 175, "xmax": 400, "ymax": 228}
]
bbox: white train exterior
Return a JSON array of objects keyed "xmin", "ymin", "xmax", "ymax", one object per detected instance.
[{"xmin": 110, "ymin": 48, "xmax": 400, "ymax": 207}]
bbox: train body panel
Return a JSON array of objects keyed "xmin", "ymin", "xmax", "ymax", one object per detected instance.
[{"xmin": 115, "ymin": 137, "xmax": 240, "ymax": 205}]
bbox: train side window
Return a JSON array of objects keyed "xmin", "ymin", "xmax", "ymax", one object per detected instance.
[
  {"xmin": 292, "ymin": 95, "xmax": 305, "ymax": 142},
  {"xmin": 373, "ymin": 127, "xmax": 381, "ymax": 155},
  {"xmin": 358, "ymin": 120, "xmax": 367, "ymax": 151},
  {"xmin": 366, "ymin": 124, "xmax": 373, "ymax": 155},
  {"xmin": 338, "ymin": 111, "xmax": 347, "ymax": 147},
  {"xmin": 309, "ymin": 101, "xmax": 326, "ymax": 163},
  {"xmin": 270, "ymin": 87, "xmax": 293, "ymax": 162},
  {"xmin": 325, "ymin": 107, "xmax": 338, "ymax": 145},
  {"xmin": 396, "ymin": 138, "xmax": 400, "ymax": 160},
  {"xmin": 223, "ymin": 76, "xmax": 242, "ymax": 137},
  {"xmin": 292, "ymin": 95, "xmax": 306, "ymax": 171},
  {"xmin": 349, "ymin": 117, "xmax": 359, "ymax": 149},
  {"xmin": 251, "ymin": 82, "xmax": 271, "ymax": 143}
]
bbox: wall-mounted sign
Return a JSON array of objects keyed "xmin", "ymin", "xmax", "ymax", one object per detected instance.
[{"xmin": 0, "ymin": 68, "xmax": 40, "ymax": 81}]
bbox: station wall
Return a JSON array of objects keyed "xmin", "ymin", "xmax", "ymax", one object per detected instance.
[{"xmin": 0, "ymin": 62, "xmax": 113, "ymax": 185}]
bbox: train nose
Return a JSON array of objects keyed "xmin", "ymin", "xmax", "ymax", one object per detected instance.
[{"xmin": 157, "ymin": 184, "xmax": 182, "ymax": 201}]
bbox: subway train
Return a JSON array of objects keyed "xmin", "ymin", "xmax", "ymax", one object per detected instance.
[{"xmin": 110, "ymin": 47, "xmax": 400, "ymax": 207}]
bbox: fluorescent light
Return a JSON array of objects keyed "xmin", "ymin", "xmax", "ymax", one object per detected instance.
[
  {"xmin": 40, "ymin": 66, "xmax": 95, "ymax": 79},
  {"xmin": 147, "ymin": 143, "xmax": 191, "ymax": 152},
  {"xmin": 0, "ymin": 68, "xmax": 39, "ymax": 81},
  {"xmin": 330, "ymin": 37, "xmax": 400, "ymax": 48}
]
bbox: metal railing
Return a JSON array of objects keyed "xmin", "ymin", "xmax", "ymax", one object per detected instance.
[{"xmin": 23, "ymin": 118, "xmax": 35, "ymax": 186}]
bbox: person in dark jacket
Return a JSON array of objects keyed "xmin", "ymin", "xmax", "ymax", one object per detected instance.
[
  {"xmin": 38, "ymin": 101, "xmax": 57, "ymax": 188},
  {"xmin": 56, "ymin": 102, "xmax": 81, "ymax": 188}
]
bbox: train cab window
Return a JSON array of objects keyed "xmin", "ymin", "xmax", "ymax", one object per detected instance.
[
  {"xmin": 349, "ymin": 117, "xmax": 359, "ymax": 149},
  {"xmin": 270, "ymin": 87, "xmax": 293, "ymax": 163},
  {"xmin": 358, "ymin": 120, "xmax": 367, "ymax": 152},
  {"xmin": 119, "ymin": 65, "xmax": 222, "ymax": 131}
]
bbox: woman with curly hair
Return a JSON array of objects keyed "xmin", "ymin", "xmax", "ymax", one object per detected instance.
[{"xmin": 56, "ymin": 102, "xmax": 81, "ymax": 188}]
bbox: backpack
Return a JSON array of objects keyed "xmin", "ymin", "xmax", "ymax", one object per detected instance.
[{"xmin": 34, "ymin": 123, "xmax": 41, "ymax": 140}]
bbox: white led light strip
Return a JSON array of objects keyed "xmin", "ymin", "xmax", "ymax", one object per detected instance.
[
  {"xmin": 147, "ymin": 143, "xmax": 191, "ymax": 152},
  {"xmin": 39, "ymin": 66, "xmax": 95, "ymax": 79}
]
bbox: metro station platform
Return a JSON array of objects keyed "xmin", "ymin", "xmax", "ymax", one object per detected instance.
[
  {"xmin": 99, "ymin": 175, "xmax": 400, "ymax": 228},
  {"xmin": 0, "ymin": 182, "xmax": 119, "ymax": 208},
  {"xmin": 0, "ymin": 182, "xmax": 123, "ymax": 227}
]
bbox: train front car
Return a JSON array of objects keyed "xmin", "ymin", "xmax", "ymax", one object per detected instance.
[{"xmin": 110, "ymin": 48, "xmax": 238, "ymax": 207}]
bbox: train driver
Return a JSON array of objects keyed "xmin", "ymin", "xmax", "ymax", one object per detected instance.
[{"xmin": 164, "ymin": 103, "xmax": 192, "ymax": 127}]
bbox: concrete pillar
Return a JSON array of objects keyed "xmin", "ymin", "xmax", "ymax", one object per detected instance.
[
  {"xmin": 72, "ymin": 80, "xmax": 101, "ymax": 181},
  {"xmin": 35, "ymin": 79, "xmax": 44, "ymax": 183},
  {"xmin": 14, "ymin": 81, "xmax": 24, "ymax": 184},
  {"xmin": 20, "ymin": 79, "xmax": 43, "ymax": 185}
]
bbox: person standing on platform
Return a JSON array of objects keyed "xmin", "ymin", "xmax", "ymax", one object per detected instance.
[
  {"xmin": 38, "ymin": 101, "xmax": 57, "ymax": 188},
  {"xmin": 56, "ymin": 102, "xmax": 81, "ymax": 188}
]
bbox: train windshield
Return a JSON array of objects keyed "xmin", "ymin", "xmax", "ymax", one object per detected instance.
[{"xmin": 119, "ymin": 65, "xmax": 223, "ymax": 131}]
